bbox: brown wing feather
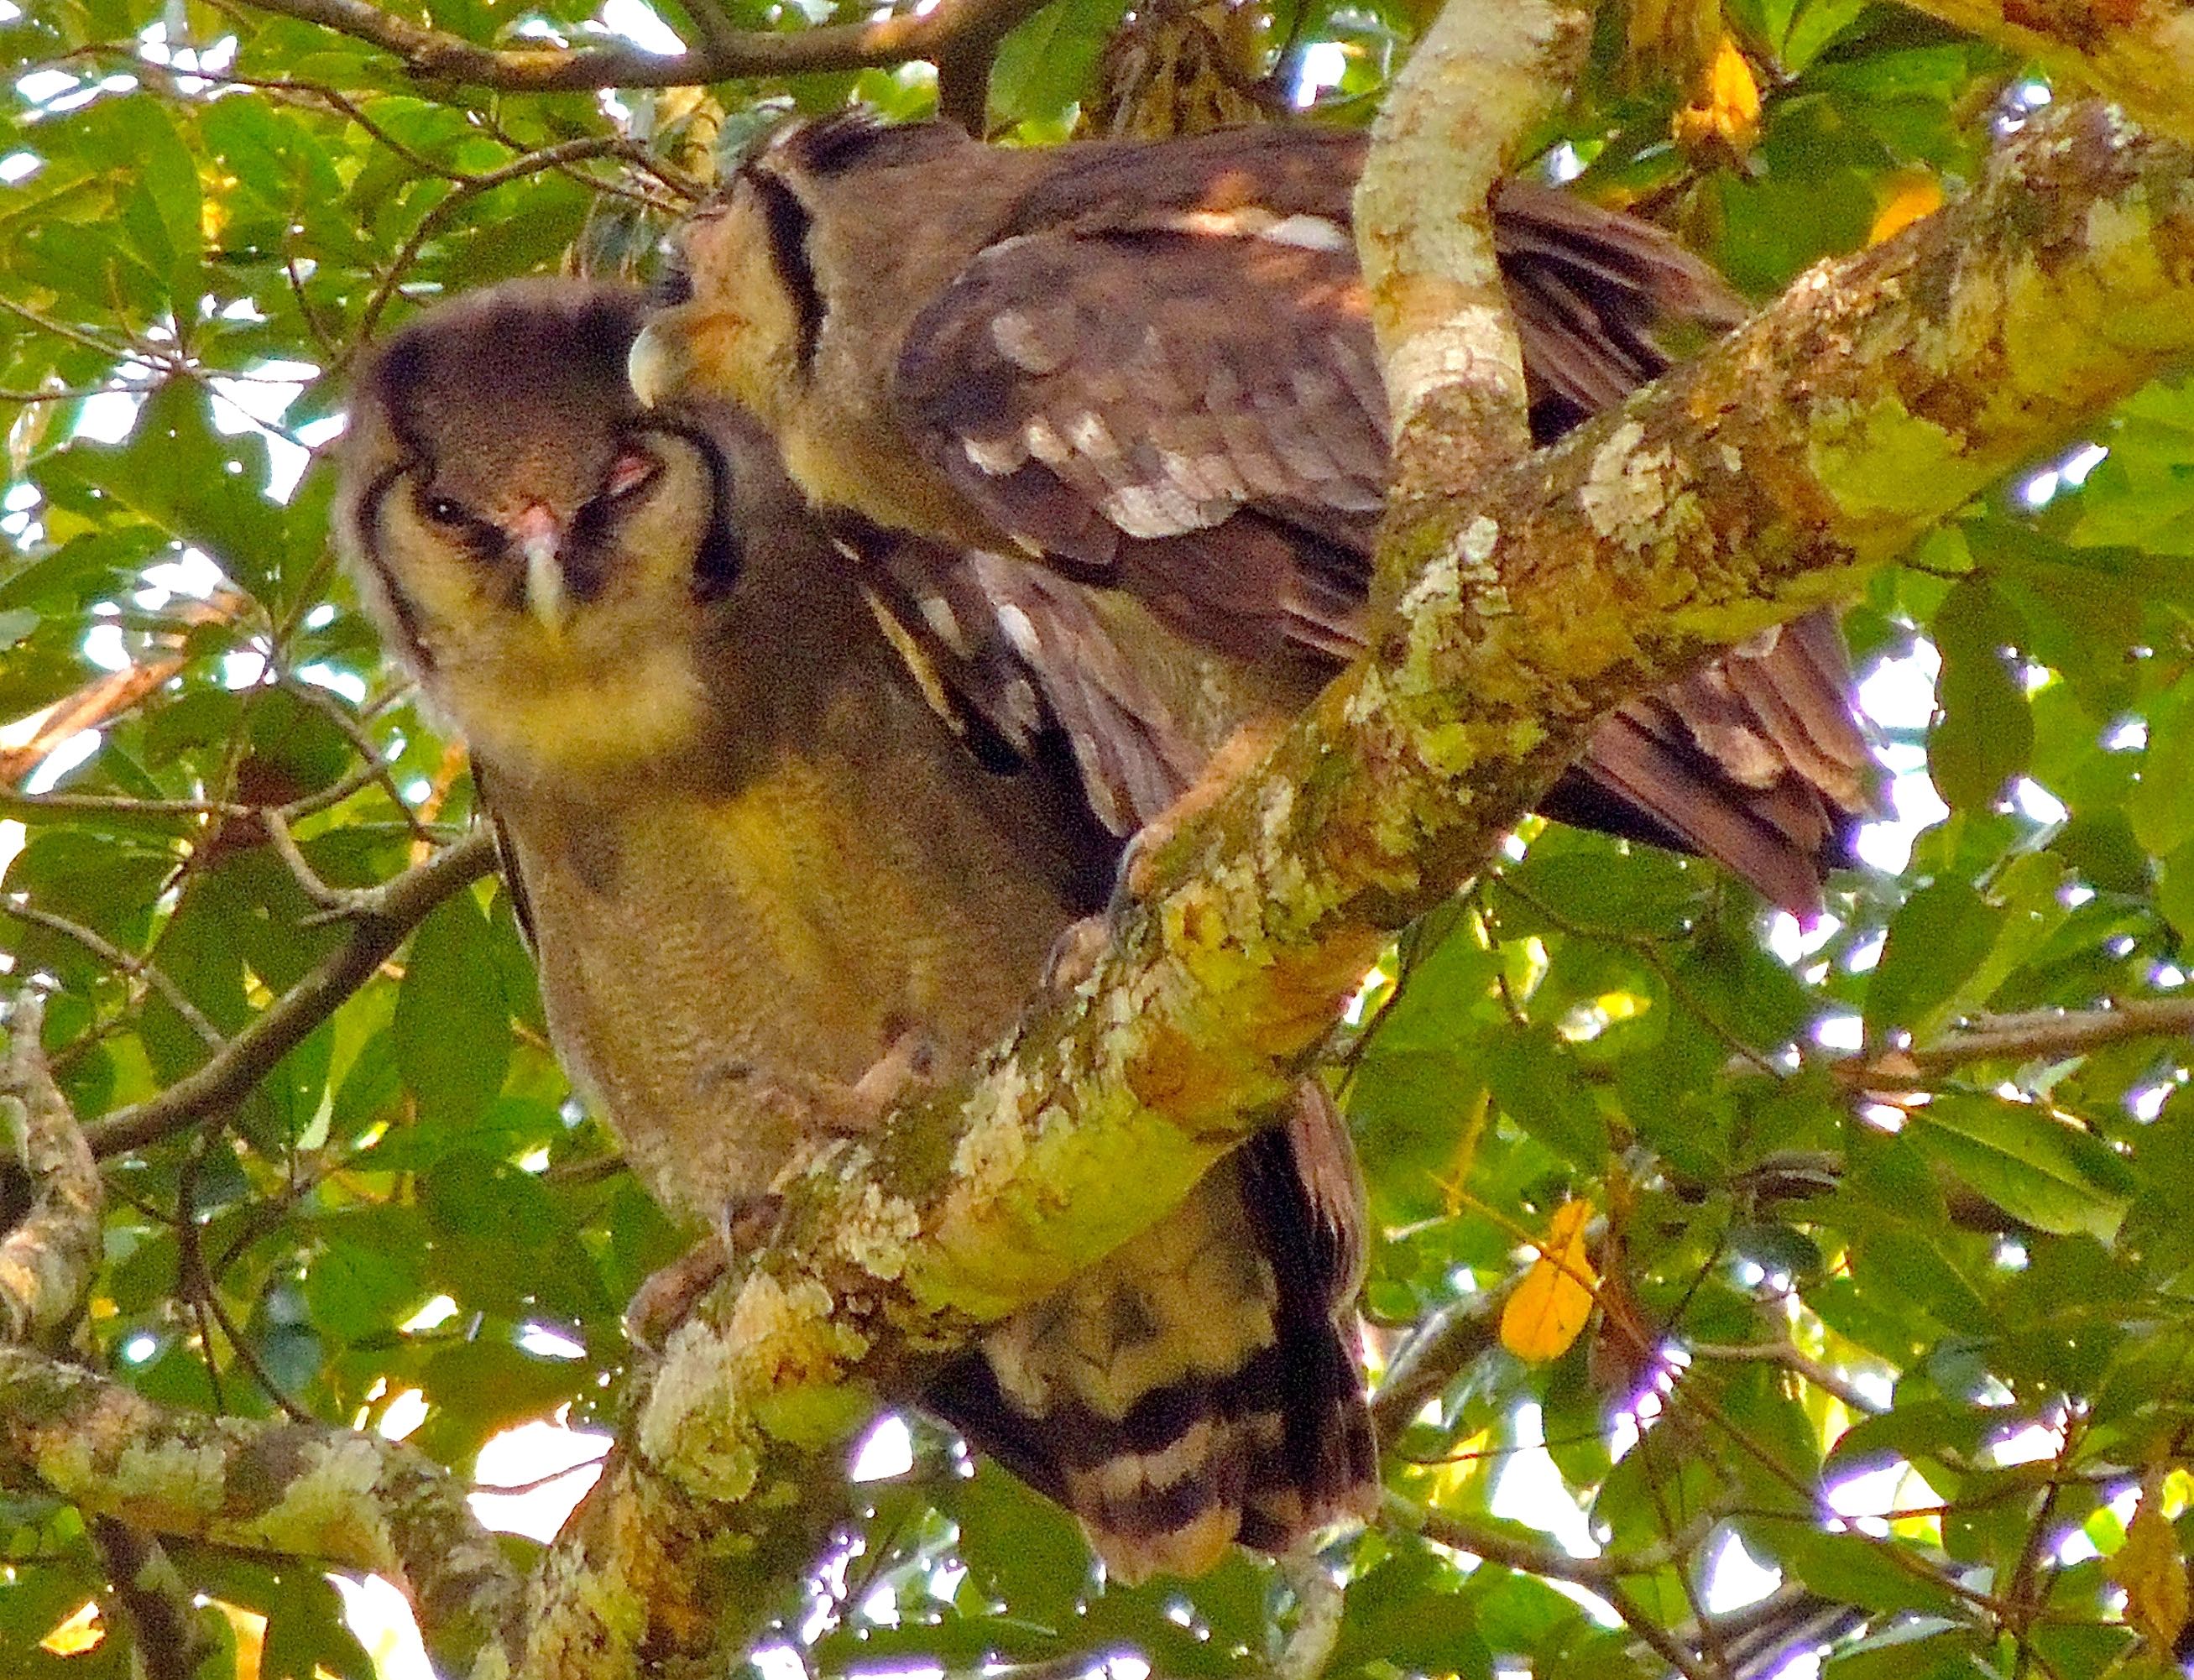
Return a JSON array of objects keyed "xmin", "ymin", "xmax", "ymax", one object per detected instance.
[
  {"xmin": 850, "ymin": 524, "xmax": 1208, "ymax": 835},
  {"xmin": 892, "ymin": 133, "xmax": 1874, "ymax": 910}
]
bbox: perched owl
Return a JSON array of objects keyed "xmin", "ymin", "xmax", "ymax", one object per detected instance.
[
  {"xmin": 629, "ymin": 117, "xmax": 1883, "ymax": 914},
  {"xmin": 336, "ymin": 279, "xmax": 1375, "ymax": 1582}
]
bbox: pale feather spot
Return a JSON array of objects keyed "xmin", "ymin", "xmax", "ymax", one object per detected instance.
[
  {"xmin": 1023, "ymin": 415, "xmax": 1073, "ymax": 467},
  {"xmin": 917, "ymin": 592, "xmax": 967, "ymax": 655},
  {"xmin": 1259, "ymin": 212, "xmax": 1351, "ymax": 252},
  {"xmin": 991, "ymin": 307, "xmax": 1070, "ymax": 375},
  {"xmin": 963, "ymin": 431, "xmax": 1028, "ymax": 476},
  {"xmin": 995, "ymin": 602, "xmax": 1041, "ymax": 658},
  {"xmin": 1084, "ymin": 1417, "xmax": 1220, "ymax": 1500},
  {"xmin": 1102, "ymin": 478, "xmax": 1202, "ymax": 537},
  {"xmin": 1066, "ymin": 410, "xmax": 1121, "ymax": 462}
]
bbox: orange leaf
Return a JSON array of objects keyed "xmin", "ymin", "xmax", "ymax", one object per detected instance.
[
  {"xmin": 2113, "ymin": 1493, "xmax": 2190, "ymax": 1651},
  {"xmin": 39, "ymin": 1600, "xmax": 102, "ymax": 1657},
  {"xmin": 1671, "ymin": 36, "xmax": 1760, "ymax": 159},
  {"xmin": 1869, "ymin": 170, "xmax": 1943, "ymax": 247},
  {"xmin": 1501, "ymin": 1200, "xmax": 1598, "ymax": 1363}
]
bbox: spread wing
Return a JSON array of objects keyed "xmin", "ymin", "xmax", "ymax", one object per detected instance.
[{"xmin": 893, "ymin": 131, "xmax": 1880, "ymax": 911}]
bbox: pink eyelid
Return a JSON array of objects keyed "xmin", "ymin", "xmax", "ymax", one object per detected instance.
[{"xmin": 608, "ymin": 451, "xmax": 656, "ymax": 498}]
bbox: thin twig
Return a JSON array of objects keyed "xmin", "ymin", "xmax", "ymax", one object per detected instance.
[
  {"xmin": 1837, "ymin": 999, "xmax": 2194, "ymax": 1087},
  {"xmin": 238, "ymin": 0, "xmax": 1055, "ymax": 92},
  {"xmin": 86, "ymin": 829, "xmax": 498, "ymax": 1156},
  {"xmin": 1685, "ymin": 1339, "xmax": 1884, "ymax": 1417},
  {"xmin": 3, "ymin": 900, "xmax": 224, "ymax": 1049}
]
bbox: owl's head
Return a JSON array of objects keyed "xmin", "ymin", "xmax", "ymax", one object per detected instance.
[{"xmin": 336, "ymin": 279, "xmax": 752, "ymax": 779}]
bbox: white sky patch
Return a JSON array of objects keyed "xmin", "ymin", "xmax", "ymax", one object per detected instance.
[
  {"xmin": 2059, "ymin": 441, "xmax": 2108, "ymax": 487},
  {"xmin": 850, "ymin": 1413, "xmax": 915, "ymax": 1481},
  {"xmin": 0, "ymin": 151, "xmax": 39, "ymax": 184},
  {"xmin": 751, "ymin": 1647, "xmax": 807, "ymax": 1680},
  {"xmin": 1990, "ymin": 1418, "xmax": 2063, "ymax": 1467},
  {"xmin": 15, "ymin": 69, "xmax": 76, "ymax": 105},
  {"xmin": 331, "ymin": 1575, "xmax": 432, "ymax": 1680},
  {"xmin": 1815, "ymin": 1012, "xmax": 1862, "ymax": 1051},
  {"xmin": 295, "ymin": 663, "xmax": 366, "ymax": 704},
  {"xmin": 598, "ymin": 0, "xmax": 684, "ymax": 53},
  {"xmin": 2013, "ymin": 777, "xmax": 2067, "ymax": 825},
  {"xmin": 378, "ymin": 1387, "xmax": 429, "ymax": 1439},
  {"xmin": 24, "ymin": 731, "xmax": 99, "ymax": 795},
  {"xmin": 1768, "ymin": 910, "xmax": 1841, "ymax": 966},
  {"xmin": 1851, "ymin": 640, "xmax": 1947, "ymax": 872},
  {"xmin": 1702, "ymin": 1528, "xmax": 1780, "ymax": 1612},
  {"xmin": 470, "ymin": 1417, "xmax": 612, "ymax": 1540},
  {"xmin": 404, "ymin": 1294, "xmax": 460, "ymax": 1332},
  {"xmin": 1489, "ymin": 1404, "xmax": 1596, "ymax": 1556},
  {"xmin": 1825, "ymin": 1458, "xmax": 1925, "ymax": 1537},
  {"xmin": 222, "ymin": 645, "xmax": 268, "ymax": 688},
  {"xmin": 74, "ymin": 387, "xmax": 145, "ymax": 444},
  {"xmin": 1293, "ymin": 40, "xmax": 1348, "ymax": 107},
  {"xmin": 518, "ymin": 1323, "xmax": 586, "ymax": 1359},
  {"xmin": 143, "ymin": 548, "xmax": 227, "ymax": 599},
  {"xmin": 81, "ymin": 620, "xmax": 128, "ymax": 672}
]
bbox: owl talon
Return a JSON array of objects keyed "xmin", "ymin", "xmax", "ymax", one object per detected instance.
[
  {"xmin": 622, "ymin": 1194, "xmax": 786, "ymax": 1352},
  {"xmin": 1042, "ymin": 913, "xmax": 1112, "ymax": 994}
]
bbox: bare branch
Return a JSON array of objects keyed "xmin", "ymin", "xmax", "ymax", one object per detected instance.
[
  {"xmin": 85, "ymin": 828, "xmax": 499, "ymax": 1156},
  {"xmin": 1836, "ymin": 999, "xmax": 2194, "ymax": 1087},
  {"xmin": 1685, "ymin": 1338, "xmax": 1885, "ymax": 1417},
  {"xmin": 1370, "ymin": 1291, "xmax": 1502, "ymax": 1438},
  {"xmin": 238, "ymin": 0, "xmax": 1053, "ymax": 92},
  {"xmin": 89, "ymin": 1521, "xmax": 220, "ymax": 1680},
  {"xmin": 1355, "ymin": 0, "xmax": 1584, "ymax": 509},
  {"xmin": 3, "ymin": 900, "xmax": 224, "ymax": 1048},
  {"xmin": 1895, "ymin": 1, "xmax": 2194, "ymax": 144},
  {"xmin": 0, "ymin": 996, "xmax": 103, "ymax": 1346},
  {"xmin": 1390, "ymin": 1488, "xmax": 1717, "ymax": 1585}
]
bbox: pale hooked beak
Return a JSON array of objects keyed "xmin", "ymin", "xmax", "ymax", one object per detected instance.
[
  {"xmin": 626, "ymin": 318, "xmax": 689, "ymax": 410},
  {"xmin": 509, "ymin": 503, "xmax": 567, "ymax": 634}
]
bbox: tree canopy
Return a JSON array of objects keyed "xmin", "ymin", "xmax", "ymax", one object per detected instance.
[{"xmin": 3, "ymin": 0, "xmax": 2194, "ymax": 1677}]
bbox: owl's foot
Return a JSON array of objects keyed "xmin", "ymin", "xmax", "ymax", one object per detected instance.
[
  {"xmin": 841, "ymin": 1026, "xmax": 937, "ymax": 1127},
  {"xmin": 622, "ymin": 1194, "xmax": 786, "ymax": 1353},
  {"xmin": 1117, "ymin": 714, "xmax": 1288, "ymax": 901},
  {"xmin": 1042, "ymin": 913, "xmax": 1111, "ymax": 994}
]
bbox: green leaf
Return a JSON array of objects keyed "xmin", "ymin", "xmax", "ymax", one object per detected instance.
[
  {"xmin": 1755, "ymin": 1521, "xmax": 1965, "ymax": 1618},
  {"xmin": 394, "ymin": 891, "xmax": 510, "ymax": 1131},
  {"xmin": 2129, "ymin": 685, "xmax": 2194, "ymax": 858},
  {"xmin": 1907, "ymin": 1094, "xmax": 2132, "ymax": 1240},
  {"xmin": 1865, "ymin": 879, "xmax": 2004, "ymax": 1041},
  {"xmin": 1928, "ymin": 577, "xmax": 2032, "ymax": 811},
  {"xmin": 988, "ymin": 0, "xmax": 1131, "ymax": 128}
]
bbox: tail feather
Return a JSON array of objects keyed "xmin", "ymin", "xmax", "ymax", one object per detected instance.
[{"xmin": 921, "ymin": 1085, "xmax": 1375, "ymax": 1583}]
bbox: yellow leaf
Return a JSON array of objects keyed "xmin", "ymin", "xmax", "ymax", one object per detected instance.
[
  {"xmin": 1869, "ymin": 170, "xmax": 1944, "ymax": 247},
  {"xmin": 39, "ymin": 1599, "xmax": 103, "ymax": 1656},
  {"xmin": 1671, "ymin": 36, "xmax": 1760, "ymax": 159},
  {"xmin": 2113, "ymin": 1495, "xmax": 2190, "ymax": 1651},
  {"xmin": 1501, "ymin": 1200, "xmax": 1598, "ymax": 1363}
]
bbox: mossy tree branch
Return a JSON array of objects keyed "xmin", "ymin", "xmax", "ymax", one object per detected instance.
[
  {"xmin": 0, "ymin": 1349, "xmax": 525, "ymax": 1676},
  {"xmin": 0, "ymin": 996, "xmax": 103, "ymax": 1346}
]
